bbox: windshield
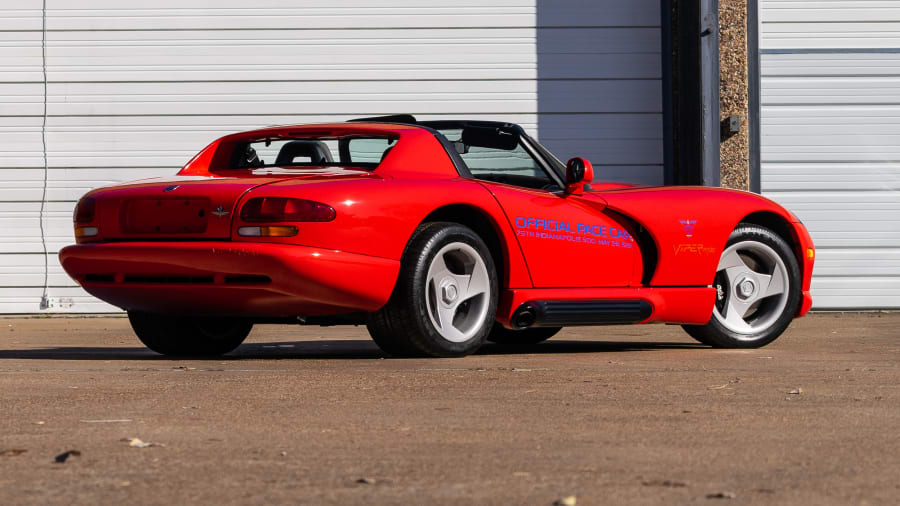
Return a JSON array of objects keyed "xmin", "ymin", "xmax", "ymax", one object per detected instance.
[
  {"xmin": 231, "ymin": 136, "xmax": 397, "ymax": 170},
  {"xmin": 436, "ymin": 128, "xmax": 546, "ymax": 178},
  {"xmin": 525, "ymin": 135, "xmax": 566, "ymax": 176},
  {"xmin": 430, "ymin": 125, "xmax": 564, "ymax": 190}
]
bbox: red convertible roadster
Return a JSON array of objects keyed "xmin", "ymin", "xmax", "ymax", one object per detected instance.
[{"xmin": 60, "ymin": 116, "xmax": 814, "ymax": 357}]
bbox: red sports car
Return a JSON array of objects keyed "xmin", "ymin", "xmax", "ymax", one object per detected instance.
[{"xmin": 60, "ymin": 116, "xmax": 815, "ymax": 357}]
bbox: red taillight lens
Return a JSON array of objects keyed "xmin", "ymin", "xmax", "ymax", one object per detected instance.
[
  {"xmin": 240, "ymin": 197, "xmax": 336, "ymax": 223},
  {"xmin": 74, "ymin": 197, "xmax": 96, "ymax": 224}
]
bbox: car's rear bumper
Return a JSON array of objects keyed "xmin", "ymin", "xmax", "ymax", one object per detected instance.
[{"xmin": 59, "ymin": 242, "xmax": 400, "ymax": 317}]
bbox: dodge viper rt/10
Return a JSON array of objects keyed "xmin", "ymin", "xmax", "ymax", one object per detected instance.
[{"xmin": 59, "ymin": 115, "xmax": 815, "ymax": 357}]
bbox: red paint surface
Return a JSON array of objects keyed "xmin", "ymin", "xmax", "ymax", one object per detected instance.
[
  {"xmin": 62, "ymin": 122, "xmax": 814, "ymax": 324},
  {"xmin": 60, "ymin": 242, "xmax": 399, "ymax": 316},
  {"xmin": 496, "ymin": 287, "xmax": 717, "ymax": 328}
]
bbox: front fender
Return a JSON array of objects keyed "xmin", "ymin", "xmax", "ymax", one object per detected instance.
[{"xmin": 599, "ymin": 187, "xmax": 803, "ymax": 287}]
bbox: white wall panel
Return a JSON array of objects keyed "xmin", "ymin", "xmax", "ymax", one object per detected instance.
[
  {"xmin": 762, "ymin": 53, "xmax": 900, "ymax": 77},
  {"xmin": 0, "ymin": 201, "xmax": 75, "ymax": 254},
  {"xmin": 535, "ymin": 0, "xmax": 663, "ymax": 183},
  {"xmin": 813, "ymin": 249, "xmax": 900, "ymax": 277},
  {"xmin": 810, "ymin": 278, "xmax": 900, "ymax": 309},
  {"xmin": 761, "ymin": 1, "xmax": 900, "ymax": 21},
  {"xmin": 765, "ymin": 192, "xmax": 900, "ymax": 248},
  {"xmin": 45, "ymin": 6, "xmax": 536, "ymax": 31},
  {"xmin": 0, "ymin": 287, "xmax": 118, "ymax": 313},
  {"xmin": 761, "ymin": 3, "xmax": 900, "ymax": 308},
  {"xmin": 762, "ymin": 163, "xmax": 900, "ymax": 191},
  {"xmin": 1, "ymin": 0, "xmax": 664, "ymax": 312},
  {"xmin": 763, "ymin": 76, "xmax": 900, "ymax": 105},
  {"xmin": 763, "ymin": 23, "xmax": 900, "ymax": 50}
]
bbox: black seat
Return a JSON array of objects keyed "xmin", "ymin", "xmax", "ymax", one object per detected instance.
[{"xmin": 275, "ymin": 141, "xmax": 334, "ymax": 166}]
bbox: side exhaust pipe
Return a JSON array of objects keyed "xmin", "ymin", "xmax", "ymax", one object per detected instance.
[
  {"xmin": 510, "ymin": 299, "xmax": 652, "ymax": 329},
  {"xmin": 511, "ymin": 303, "xmax": 538, "ymax": 329}
]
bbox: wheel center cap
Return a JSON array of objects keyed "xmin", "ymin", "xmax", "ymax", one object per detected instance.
[
  {"xmin": 737, "ymin": 278, "xmax": 756, "ymax": 299},
  {"xmin": 440, "ymin": 278, "xmax": 459, "ymax": 304}
]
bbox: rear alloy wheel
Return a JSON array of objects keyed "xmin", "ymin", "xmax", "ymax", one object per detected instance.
[
  {"xmin": 487, "ymin": 323, "xmax": 562, "ymax": 345},
  {"xmin": 367, "ymin": 222, "xmax": 498, "ymax": 357},
  {"xmin": 682, "ymin": 224, "xmax": 801, "ymax": 348},
  {"xmin": 128, "ymin": 311, "xmax": 252, "ymax": 357}
]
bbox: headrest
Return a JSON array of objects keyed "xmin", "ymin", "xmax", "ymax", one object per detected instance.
[{"xmin": 275, "ymin": 140, "xmax": 334, "ymax": 166}]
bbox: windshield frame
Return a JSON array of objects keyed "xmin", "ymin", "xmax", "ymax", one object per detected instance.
[{"xmin": 523, "ymin": 134, "xmax": 566, "ymax": 179}]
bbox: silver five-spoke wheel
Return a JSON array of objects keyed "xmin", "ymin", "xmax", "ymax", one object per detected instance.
[
  {"xmin": 713, "ymin": 240, "xmax": 789, "ymax": 336},
  {"xmin": 366, "ymin": 222, "xmax": 498, "ymax": 357},
  {"xmin": 682, "ymin": 224, "xmax": 801, "ymax": 348},
  {"xmin": 425, "ymin": 242, "xmax": 491, "ymax": 343}
]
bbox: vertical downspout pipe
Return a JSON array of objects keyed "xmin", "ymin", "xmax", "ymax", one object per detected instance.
[
  {"xmin": 660, "ymin": 0, "xmax": 675, "ymax": 186},
  {"xmin": 700, "ymin": 0, "xmax": 721, "ymax": 187},
  {"xmin": 747, "ymin": 0, "xmax": 761, "ymax": 193}
]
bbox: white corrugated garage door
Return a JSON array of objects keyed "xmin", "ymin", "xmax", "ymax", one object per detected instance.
[
  {"xmin": 760, "ymin": 1, "xmax": 900, "ymax": 308},
  {"xmin": 0, "ymin": 0, "xmax": 663, "ymax": 313}
]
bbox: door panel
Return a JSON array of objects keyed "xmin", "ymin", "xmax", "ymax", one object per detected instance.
[{"xmin": 483, "ymin": 183, "xmax": 636, "ymax": 287}]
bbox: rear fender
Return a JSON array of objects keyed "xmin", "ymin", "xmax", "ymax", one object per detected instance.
[{"xmin": 231, "ymin": 178, "xmax": 534, "ymax": 289}]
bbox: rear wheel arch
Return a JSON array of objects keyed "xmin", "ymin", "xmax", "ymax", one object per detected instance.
[{"xmin": 419, "ymin": 204, "xmax": 508, "ymax": 287}]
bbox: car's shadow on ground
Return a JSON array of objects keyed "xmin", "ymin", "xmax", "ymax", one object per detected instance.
[{"xmin": 0, "ymin": 339, "xmax": 707, "ymax": 361}]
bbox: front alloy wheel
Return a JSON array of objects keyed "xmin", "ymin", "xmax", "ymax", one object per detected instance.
[
  {"xmin": 713, "ymin": 240, "xmax": 790, "ymax": 335},
  {"xmin": 683, "ymin": 224, "xmax": 801, "ymax": 348}
]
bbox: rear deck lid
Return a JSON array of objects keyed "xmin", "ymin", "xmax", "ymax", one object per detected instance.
[{"xmin": 94, "ymin": 176, "xmax": 285, "ymax": 240}]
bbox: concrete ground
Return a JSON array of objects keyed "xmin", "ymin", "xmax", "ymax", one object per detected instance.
[{"xmin": 0, "ymin": 313, "xmax": 898, "ymax": 505}]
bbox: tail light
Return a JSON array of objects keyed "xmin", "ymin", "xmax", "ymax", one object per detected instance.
[
  {"xmin": 73, "ymin": 197, "xmax": 99, "ymax": 239},
  {"xmin": 74, "ymin": 197, "xmax": 96, "ymax": 224},
  {"xmin": 240, "ymin": 197, "xmax": 335, "ymax": 223}
]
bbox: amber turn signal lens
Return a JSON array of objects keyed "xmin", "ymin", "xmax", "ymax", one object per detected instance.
[
  {"xmin": 75, "ymin": 226, "xmax": 99, "ymax": 238},
  {"xmin": 807, "ymin": 248, "xmax": 815, "ymax": 259},
  {"xmin": 237, "ymin": 225, "xmax": 298, "ymax": 237}
]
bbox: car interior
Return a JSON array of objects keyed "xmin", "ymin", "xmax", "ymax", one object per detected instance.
[
  {"xmin": 229, "ymin": 118, "xmax": 563, "ymax": 191},
  {"xmin": 231, "ymin": 137, "xmax": 394, "ymax": 170}
]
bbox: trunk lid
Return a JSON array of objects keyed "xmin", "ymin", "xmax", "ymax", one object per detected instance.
[
  {"xmin": 95, "ymin": 176, "xmax": 284, "ymax": 240},
  {"xmin": 92, "ymin": 169, "xmax": 379, "ymax": 240}
]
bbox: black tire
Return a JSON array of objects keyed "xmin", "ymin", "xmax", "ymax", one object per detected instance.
[
  {"xmin": 128, "ymin": 311, "xmax": 252, "ymax": 357},
  {"xmin": 682, "ymin": 224, "xmax": 801, "ymax": 348},
  {"xmin": 366, "ymin": 310, "xmax": 420, "ymax": 357},
  {"xmin": 487, "ymin": 323, "xmax": 562, "ymax": 345},
  {"xmin": 367, "ymin": 222, "xmax": 499, "ymax": 357}
]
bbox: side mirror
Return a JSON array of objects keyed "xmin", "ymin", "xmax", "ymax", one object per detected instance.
[{"xmin": 564, "ymin": 157, "xmax": 593, "ymax": 195}]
